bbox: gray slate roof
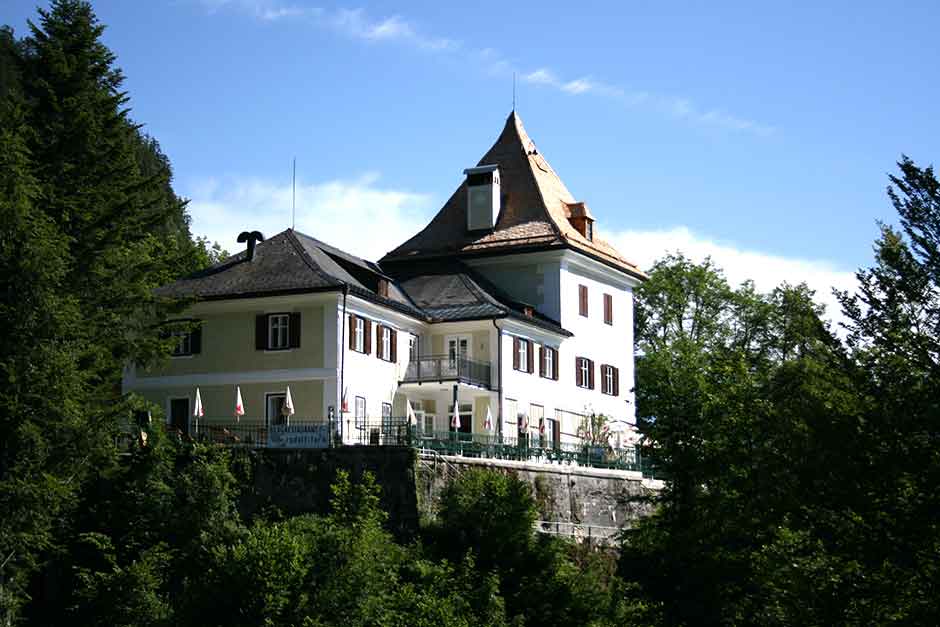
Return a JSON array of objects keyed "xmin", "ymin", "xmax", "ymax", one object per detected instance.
[
  {"xmin": 157, "ymin": 229, "xmax": 569, "ymax": 336},
  {"xmin": 396, "ymin": 263, "xmax": 572, "ymax": 336},
  {"xmin": 154, "ymin": 230, "xmax": 342, "ymax": 300}
]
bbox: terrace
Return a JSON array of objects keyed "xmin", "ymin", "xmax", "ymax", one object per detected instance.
[{"xmin": 157, "ymin": 417, "xmax": 656, "ymax": 477}]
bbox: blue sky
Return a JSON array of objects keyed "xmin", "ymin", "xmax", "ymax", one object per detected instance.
[{"xmin": 6, "ymin": 0, "xmax": 940, "ymax": 315}]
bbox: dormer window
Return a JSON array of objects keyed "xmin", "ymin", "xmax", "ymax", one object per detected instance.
[{"xmin": 566, "ymin": 202, "xmax": 595, "ymax": 241}]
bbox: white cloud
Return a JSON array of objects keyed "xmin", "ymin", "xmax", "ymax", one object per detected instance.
[
  {"xmin": 200, "ymin": 1, "xmax": 772, "ymax": 135},
  {"xmin": 185, "ymin": 173, "xmax": 432, "ymax": 262},
  {"xmin": 562, "ymin": 77, "xmax": 595, "ymax": 95},
  {"xmin": 609, "ymin": 226, "xmax": 857, "ymax": 328},
  {"xmin": 326, "ymin": 8, "xmax": 458, "ymax": 51},
  {"xmin": 523, "ymin": 68, "xmax": 559, "ymax": 86}
]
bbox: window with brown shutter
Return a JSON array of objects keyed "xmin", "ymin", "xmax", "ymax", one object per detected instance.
[
  {"xmin": 348, "ymin": 314, "xmax": 356, "ymax": 350},
  {"xmin": 526, "ymin": 340, "xmax": 534, "ymax": 373},
  {"xmin": 604, "ymin": 293, "xmax": 613, "ymax": 325},
  {"xmin": 576, "ymin": 356, "xmax": 587, "ymax": 387},
  {"xmin": 364, "ymin": 319, "xmax": 372, "ymax": 354},
  {"xmin": 513, "ymin": 337, "xmax": 520, "ymax": 370},
  {"xmin": 587, "ymin": 359, "xmax": 595, "ymax": 389},
  {"xmin": 601, "ymin": 364, "xmax": 619, "ymax": 395},
  {"xmin": 289, "ymin": 312, "xmax": 301, "ymax": 348},
  {"xmin": 390, "ymin": 329, "xmax": 398, "ymax": 362},
  {"xmin": 579, "ymin": 284, "xmax": 588, "ymax": 317},
  {"xmin": 190, "ymin": 324, "xmax": 202, "ymax": 355},
  {"xmin": 256, "ymin": 315, "xmax": 267, "ymax": 350},
  {"xmin": 376, "ymin": 325, "xmax": 395, "ymax": 361},
  {"xmin": 538, "ymin": 346, "xmax": 545, "ymax": 377}
]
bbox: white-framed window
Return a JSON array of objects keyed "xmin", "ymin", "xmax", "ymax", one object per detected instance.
[
  {"xmin": 354, "ymin": 317, "xmax": 365, "ymax": 352},
  {"xmin": 382, "ymin": 402, "xmax": 392, "ymax": 432},
  {"xmin": 171, "ymin": 330, "xmax": 192, "ymax": 356},
  {"xmin": 543, "ymin": 346, "xmax": 555, "ymax": 379},
  {"xmin": 446, "ymin": 335, "xmax": 470, "ymax": 370},
  {"xmin": 505, "ymin": 398, "xmax": 517, "ymax": 428},
  {"xmin": 268, "ymin": 314, "xmax": 289, "ymax": 350},
  {"xmin": 577, "ymin": 357, "xmax": 593, "ymax": 389},
  {"xmin": 381, "ymin": 326, "xmax": 392, "ymax": 360},
  {"xmin": 517, "ymin": 339, "xmax": 528, "ymax": 371},
  {"xmin": 266, "ymin": 392, "xmax": 287, "ymax": 427},
  {"xmin": 355, "ymin": 396, "xmax": 366, "ymax": 428},
  {"xmin": 447, "ymin": 403, "xmax": 473, "ymax": 433},
  {"xmin": 423, "ymin": 412, "xmax": 435, "ymax": 435},
  {"xmin": 601, "ymin": 364, "xmax": 619, "ymax": 396},
  {"xmin": 545, "ymin": 418, "xmax": 559, "ymax": 449},
  {"xmin": 530, "ymin": 403, "xmax": 544, "ymax": 437}
]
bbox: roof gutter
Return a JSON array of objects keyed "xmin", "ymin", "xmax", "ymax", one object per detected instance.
[
  {"xmin": 338, "ymin": 283, "xmax": 349, "ymax": 444},
  {"xmin": 492, "ymin": 318, "xmax": 503, "ymax": 439}
]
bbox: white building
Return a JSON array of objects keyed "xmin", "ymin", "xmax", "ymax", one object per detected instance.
[{"xmin": 125, "ymin": 112, "xmax": 647, "ymax": 450}]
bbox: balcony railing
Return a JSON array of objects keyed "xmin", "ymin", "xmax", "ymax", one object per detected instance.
[{"xmin": 402, "ymin": 354, "xmax": 492, "ymax": 389}]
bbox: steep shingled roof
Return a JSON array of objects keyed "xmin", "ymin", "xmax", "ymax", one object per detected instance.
[
  {"xmin": 381, "ymin": 111, "xmax": 646, "ymax": 280},
  {"xmin": 154, "ymin": 230, "xmax": 425, "ymax": 319},
  {"xmin": 154, "ymin": 230, "xmax": 343, "ymax": 300}
]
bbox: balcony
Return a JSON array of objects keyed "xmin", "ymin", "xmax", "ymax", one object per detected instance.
[{"xmin": 401, "ymin": 354, "xmax": 492, "ymax": 389}]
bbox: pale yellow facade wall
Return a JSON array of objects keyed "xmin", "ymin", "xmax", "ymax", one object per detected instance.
[
  {"xmin": 137, "ymin": 380, "xmax": 324, "ymax": 424},
  {"xmin": 141, "ymin": 305, "xmax": 325, "ymax": 377},
  {"xmin": 425, "ymin": 328, "xmax": 493, "ymax": 362}
]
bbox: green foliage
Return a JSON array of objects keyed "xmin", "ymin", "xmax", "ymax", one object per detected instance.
[
  {"xmin": 432, "ymin": 468, "xmax": 653, "ymax": 626},
  {"xmin": 623, "ymin": 159, "xmax": 940, "ymax": 624},
  {"xmin": 0, "ymin": 2, "xmax": 225, "ymax": 621}
]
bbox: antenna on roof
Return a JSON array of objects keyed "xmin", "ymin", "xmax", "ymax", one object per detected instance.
[
  {"xmin": 512, "ymin": 72, "xmax": 516, "ymax": 111},
  {"xmin": 291, "ymin": 157, "xmax": 296, "ymax": 230}
]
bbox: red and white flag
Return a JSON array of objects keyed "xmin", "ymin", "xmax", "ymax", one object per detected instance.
[
  {"xmin": 484, "ymin": 405, "xmax": 493, "ymax": 432},
  {"xmin": 234, "ymin": 386, "xmax": 245, "ymax": 422},
  {"xmin": 539, "ymin": 417, "xmax": 545, "ymax": 435},
  {"xmin": 284, "ymin": 386, "xmax": 295, "ymax": 426},
  {"xmin": 451, "ymin": 400, "xmax": 461, "ymax": 430},
  {"xmin": 520, "ymin": 413, "xmax": 529, "ymax": 431},
  {"xmin": 193, "ymin": 388, "xmax": 204, "ymax": 418}
]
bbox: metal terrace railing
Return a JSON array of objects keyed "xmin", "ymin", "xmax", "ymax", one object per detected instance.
[
  {"xmin": 189, "ymin": 418, "xmax": 333, "ymax": 449},
  {"xmin": 149, "ymin": 416, "xmax": 658, "ymax": 477},
  {"xmin": 401, "ymin": 355, "xmax": 492, "ymax": 389},
  {"xmin": 411, "ymin": 429, "xmax": 647, "ymax": 473}
]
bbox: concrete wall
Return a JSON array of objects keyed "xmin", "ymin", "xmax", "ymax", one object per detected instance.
[
  {"xmin": 415, "ymin": 455, "xmax": 656, "ymax": 529},
  {"xmin": 236, "ymin": 447, "xmax": 656, "ymax": 541}
]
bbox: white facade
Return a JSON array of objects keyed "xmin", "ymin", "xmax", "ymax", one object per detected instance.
[{"xmin": 467, "ymin": 249, "xmax": 640, "ymax": 445}]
